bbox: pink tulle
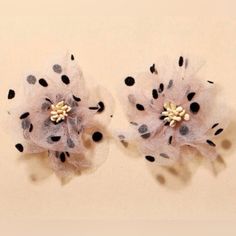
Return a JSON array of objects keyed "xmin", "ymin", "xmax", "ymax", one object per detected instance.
[
  {"xmin": 119, "ymin": 55, "xmax": 228, "ymax": 166},
  {"xmin": 6, "ymin": 54, "xmax": 113, "ymax": 180}
]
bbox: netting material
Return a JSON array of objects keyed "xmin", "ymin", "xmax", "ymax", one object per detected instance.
[
  {"xmin": 118, "ymin": 55, "xmax": 229, "ymax": 166},
  {"xmin": 6, "ymin": 54, "xmax": 113, "ymax": 180}
]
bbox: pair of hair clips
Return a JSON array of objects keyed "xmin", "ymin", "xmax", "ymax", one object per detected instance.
[{"xmin": 5, "ymin": 53, "xmax": 230, "ymax": 183}]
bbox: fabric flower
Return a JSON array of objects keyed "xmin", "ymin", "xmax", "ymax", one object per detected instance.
[
  {"xmin": 6, "ymin": 54, "xmax": 113, "ymax": 180},
  {"xmin": 119, "ymin": 55, "xmax": 228, "ymax": 166}
]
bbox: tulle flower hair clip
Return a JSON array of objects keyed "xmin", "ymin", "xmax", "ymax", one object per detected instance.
[
  {"xmin": 119, "ymin": 55, "xmax": 229, "ymax": 168},
  {"xmin": 5, "ymin": 54, "xmax": 113, "ymax": 182}
]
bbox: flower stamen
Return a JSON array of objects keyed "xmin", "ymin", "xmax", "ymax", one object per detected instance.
[
  {"xmin": 161, "ymin": 102, "xmax": 190, "ymax": 127},
  {"xmin": 50, "ymin": 101, "xmax": 72, "ymax": 123}
]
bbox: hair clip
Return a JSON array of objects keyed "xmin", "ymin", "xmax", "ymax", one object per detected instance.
[
  {"xmin": 119, "ymin": 55, "xmax": 229, "ymax": 168},
  {"xmin": 6, "ymin": 54, "xmax": 113, "ymax": 182}
]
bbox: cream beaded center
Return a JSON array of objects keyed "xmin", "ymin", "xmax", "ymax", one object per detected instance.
[
  {"xmin": 161, "ymin": 102, "xmax": 190, "ymax": 127},
  {"xmin": 50, "ymin": 101, "xmax": 72, "ymax": 123}
]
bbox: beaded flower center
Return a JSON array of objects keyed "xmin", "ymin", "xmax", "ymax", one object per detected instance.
[
  {"xmin": 161, "ymin": 101, "xmax": 190, "ymax": 127},
  {"xmin": 50, "ymin": 101, "xmax": 72, "ymax": 123}
]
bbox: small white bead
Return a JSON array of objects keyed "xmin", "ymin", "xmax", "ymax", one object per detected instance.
[
  {"xmin": 176, "ymin": 106, "xmax": 183, "ymax": 112},
  {"xmin": 184, "ymin": 114, "xmax": 190, "ymax": 120},
  {"xmin": 170, "ymin": 103, "xmax": 176, "ymax": 110},
  {"xmin": 164, "ymin": 102, "xmax": 169, "ymax": 109},
  {"xmin": 164, "ymin": 117, "xmax": 171, "ymax": 122},
  {"xmin": 179, "ymin": 110, "xmax": 185, "ymax": 116},
  {"xmin": 173, "ymin": 116, "xmax": 181, "ymax": 121},
  {"xmin": 170, "ymin": 120, "xmax": 176, "ymax": 127},
  {"xmin": 172, "ymin": 110, "xmax": 179, "ymax": 115},
  {"xmin": 161, "ymin": 111, "xmax": 169, "ymax": 116}
]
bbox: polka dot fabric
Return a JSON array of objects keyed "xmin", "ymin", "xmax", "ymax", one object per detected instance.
[
  {"xmin": 119, "ymin": 55, "xmax": 229, "ymax": 166},
  {"xmin": 6, "ymin": 54, "xmax": 113, "ymax": 181}
]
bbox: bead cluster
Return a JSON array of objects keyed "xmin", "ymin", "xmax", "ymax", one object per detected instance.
[
  {"xmin": 50, "ymin": 101, "xmax": 72, "ymax": 123},
  {"xmin": 161, "ymin": 102, "xmax": 190, "ymax": 127}
]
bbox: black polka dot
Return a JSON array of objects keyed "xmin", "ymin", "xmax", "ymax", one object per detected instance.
[
  {"xmin": 207, "ymin": 80, "xmax": 214, "ymax": 84},
  {"xmin": 124, "ymin": 76, "xmax": 135, "ymax": 86},
  {"xmin": 150, "ymin": 64, "xmax": 157, "ymax": 74},
  {"xmin": 152, "ymin": 89, "xmax": 158, "ymax": 99},
  {"xmin": 53, "ymin": 64, "xmax": 62, "ymax": 74},
  {"xmin": 215, "ymin": 128, "xmax": 223, "ymax": 136},
  {"xmin": 179, "ymin": 125, "xmax": 189, "ymax": 135},
  {"xmin": 72, "ymin": 95, "xmax": 81, "ymax": 102},
  {"xmin": 206, "ymin": 139, "xmax": 216, "ymax": 147},
  {"xmin": 158, "ymin": 83, "xmax": 164, "ymax": 93},
  {"xmin": 27, "ymin": 75, "xmax": 37, "ymax": 84},
  {"xmin": 8, "ymin": 89, "xmax": 15, "ymax": 99},
  {"xmin": 159, "ymin": 115, "xmax": 165, "ymax": 120},
  {"xmin": 89, "ymin": 106, "xmax": 99, "ymax": 110},
  {"xmin": 29, "ymin": 124, "xmax": 34, "ymax": 133},
  {"xmin": 178, "ymin": 56, "xmax": 184, "ymax": 67},
  {"xmin": 145, "ymin": 155, "xmax": 155, "ymax": 162},
  {"xmin": 15, "ymin": 143, "xmax": 24, "ymax": 152},
  {"xmin": 97, "ymin": 101, "xmax": 105, "ymax": 112},
  {"xmin": 39, "ymin": 78, "xmax": 48, "ymax": 87},
  {"xmin": 45, "ymin": 98, "xmax": 53, "ymax": 104},
  {"xmin": 71, "ymin": 54, "xmax": 75, "ymax": 60},
  {"xmin": 92, "ymin": 131, "xmax": 103, "ymax": 142},
  {"xmin": 65, "ymin": 152, "xmax": 70, "ymax": 157},
  {"xmin": 187, "ymin": 92, "xmax": 196, "ymax": 101},
  {"xmin": 20, "ymin": 112, "xmax": 30, "ymax": 119},
  {"xmin": 138, "ymin": 124, "xmax": 148, "ymax": 133},
  {"xmin": 29, "ymin": 124, "xmax": 33, "ymax": 132},
  {"xmin": 60, "ymin": 152, "xmax": 66, "ymax": 162},
  {"xmin": 136, "ymin": 104, "xmax": 145, "ymax": 111},
  {"xmin": 51, "ymin": 136, "xmax": 61, "ymax": 142},
  {"xmin": 190, "ymin": 102, "xmax": 200, "ymax": 113},
  {"xmin": 168, "ymin": 136, "xmax": 172, "ymax": 144},
  {"xmin": 61, "ymin": 75, "xmax": 70, "ymax": 85},
  {"xmin": 211, "ymin": 123, "xmax": 219, "ymax": 129}
]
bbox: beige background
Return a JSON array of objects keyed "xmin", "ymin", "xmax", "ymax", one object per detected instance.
[{"xmin": 0, "ymin": 0, "xmax": 236, "ymax": 233}]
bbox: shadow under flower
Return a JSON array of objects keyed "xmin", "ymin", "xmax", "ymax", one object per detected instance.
[
  {"xmin": 116, "ymin": 119, "xmax": 235, "ymax": 190},
  {"xmin": 18, "ymin": 122, "xmax": 111, "ymax": 185},
  {"xmin": 151, "ymin": 120, "xmax": 235, "ymax": 190}
]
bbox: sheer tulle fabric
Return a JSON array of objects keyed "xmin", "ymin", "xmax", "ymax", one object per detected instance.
[
  {"xmin": 6, "ymin": 54, "xmax": 113, "ymax": 180},
  {"xmin": 119, "ymin": 56, "xmax": 228, "ymax": 166}
]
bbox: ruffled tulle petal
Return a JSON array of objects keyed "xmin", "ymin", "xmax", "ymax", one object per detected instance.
[
  {"xmin": 119, "ymin": 55, "xmax": 229, "ymax": 168},
  {"xmin": 5, "ymin": 54, "xmax": 113, "ymax": 182}
]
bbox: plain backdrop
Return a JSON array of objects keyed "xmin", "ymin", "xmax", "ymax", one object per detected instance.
[{"xmin": 0, "ymin": 0, "xmax": 236, "ymax": 234}]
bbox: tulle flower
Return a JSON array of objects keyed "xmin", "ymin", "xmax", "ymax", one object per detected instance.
[
  {"xmin": 6, "ymin": 54, "xmax": 113, "ymax": 180},
  {"xmin": 119, "ymin": 56, "xmax": 228, "ymax": 166}
]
